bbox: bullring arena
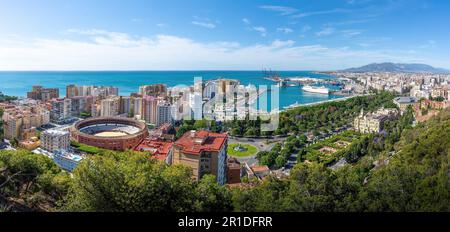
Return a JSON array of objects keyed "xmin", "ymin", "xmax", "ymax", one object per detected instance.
[{"xmin": 71, "ymin": 117, "xmax": 149, "ymax": 151}]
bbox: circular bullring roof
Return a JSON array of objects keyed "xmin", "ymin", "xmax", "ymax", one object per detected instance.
[{"xmin": 73, "ymin": 117, "xmax": 147, "ymax": 139}]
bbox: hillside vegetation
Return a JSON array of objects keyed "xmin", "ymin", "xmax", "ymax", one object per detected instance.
[
  {"xmin": 232, "ymin": 107, "xmax": 449, "ymax": 212},
  {"xmin": 1, "ymin": 108, "xmax": 449, "ymax": 212}
]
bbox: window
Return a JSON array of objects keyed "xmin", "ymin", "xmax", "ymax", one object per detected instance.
[{"xmin": 202, "ymin": 152, "xmax": 212, "ymax": 159}]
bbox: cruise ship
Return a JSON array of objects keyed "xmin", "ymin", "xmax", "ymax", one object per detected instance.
[{"xmin": 302, "ymin": 85, "xmax": 329, "ymax": 94}]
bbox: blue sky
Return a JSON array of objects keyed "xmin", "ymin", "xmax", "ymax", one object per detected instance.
[{"xmin": 0, "ymin": 0, "xmax": 449, "ymax": 70}]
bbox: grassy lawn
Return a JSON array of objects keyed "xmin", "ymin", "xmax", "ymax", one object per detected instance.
[
  {"xmin": 71, "ymin": 141, "xmax": 108, "ymax": 155},
  {"xmin": 227, "ymin": 143, "xmax": 259, "ymax": 157}
]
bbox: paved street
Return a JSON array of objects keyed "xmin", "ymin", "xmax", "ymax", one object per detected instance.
[
  {"xmin": 228, "ymin": 136, "xmax": 287, "ymax": 166},
  {"xmin": 229, "ymin": 136, "xmax": 287, "ymax": 152}
]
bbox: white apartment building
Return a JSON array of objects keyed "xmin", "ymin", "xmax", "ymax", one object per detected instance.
[
  {"xmin": 132, "ymin": 97, "xmax": 143, "ymax": 120},
  {"xmin": 120, "ymin": 96, "xmax": 132, "ymax": 116},
  {"xmin": 156, "ymin": 101, "xmax": 173, "ymax": 126},
  {"xmin": 50, "ymin": 98, "xmax": 72, "ymax": 122},
  {"xmin": 142, "ymin": 96, "xmax": 158, "ymax": 124},
  {"xmin": 40, "ymin": 129, "xmax": 70, "ymax": 152},
  {"xmin": 100, "ymin": 97, "xmax": 120, "ymax": 117}
]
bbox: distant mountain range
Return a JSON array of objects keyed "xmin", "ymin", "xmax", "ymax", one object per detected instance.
[{"xmin": 341, "ymin": 62, "xmax": 450, "ymax": 73}]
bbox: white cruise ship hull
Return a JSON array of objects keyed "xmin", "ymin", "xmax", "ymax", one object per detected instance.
[{"xmin": 302, "ymin": 86, "xmax": 329, "ymax": 94}]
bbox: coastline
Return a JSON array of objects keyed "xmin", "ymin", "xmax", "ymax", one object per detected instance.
[{"xmin": 0, "ymin": 70, "xmax": 345, "ymax": 109}]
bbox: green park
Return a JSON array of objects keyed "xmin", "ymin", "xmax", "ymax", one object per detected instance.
[{"xmin": 227, "ymin": 143, "xmax": 259, "ymax": 157}]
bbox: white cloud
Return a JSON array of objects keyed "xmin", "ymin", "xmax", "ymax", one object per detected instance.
[
  {"xmin": 192, "ymin": 21, "xmax": 216, "ymax": 29},
  {"xmin": 242, "ymin": 19, "xmax": 267, "ymax": 37},
  {"xmin": 242, "ymin": 18, "xmax": 250, "ymax": 25},
  {"xmin": 316, "ymin": 27, "xmax": 335, "ymax": 37},
  {"xmin": 341, "ymin": 29, "xmax": 364, "ymax": 38},
  {"xmin": 277, "ymin": 27, "xmax": 294, "ymax": 34},
  {"xmin": 259, "ymin": 5, "xmax": 297, "ymax": 15},
  {"xmin": 0, "ymin": 29, "xmax": 440, "ymax": 70},
  {"xmin": 67, "ymin": 29, "xmax": 152, "ymax": 47},
  {"xmin": 252, "ymin": 26, "xmax": 267, "ymax": 37},
  {"xmin": 293, "ymin": 8, "xmax": 352, "ymax": 18},
  {"xmin": 270, "ymin": 39, "xmax": 296, "ymax": 48}
]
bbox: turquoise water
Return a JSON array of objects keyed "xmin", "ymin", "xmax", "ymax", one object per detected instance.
[{"xmin": 0, "ymin": 71, "xmax": 343, "ymax": 109}]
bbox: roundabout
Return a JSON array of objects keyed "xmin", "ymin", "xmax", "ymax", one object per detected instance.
[{"xmin": 227, "ymin": 143, "xmax": 258, "ymax": 158}]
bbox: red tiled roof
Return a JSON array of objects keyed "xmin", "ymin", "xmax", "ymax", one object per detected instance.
[
  {"xmin": 174, "ymin": 130, "xmax": 227, "ymax": 155},
  {"xmin": 135, "ymin": 138, "xmax": 173, "ymax": 161},
  {"xmin": 159, "ymin": 123, "xmax": 172, "ymax": 131},
  {"xmin": 251, "ymin": 165, "xmax": 270, "ymax": 173}
]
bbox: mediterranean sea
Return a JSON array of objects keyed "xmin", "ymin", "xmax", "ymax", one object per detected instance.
[{"xmin": 0, "ymin": 71, "xmax": 343, "ymax": 110}]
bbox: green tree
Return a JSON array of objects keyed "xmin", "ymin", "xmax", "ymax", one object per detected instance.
[
  {"xmin": 195, "ymin": 175, "xmax": 233, "ymax": 212},
  {"xmin": 0, "ymin": 149, "xmax": 71, "ymax": 211},
  {"xmin": 62, "ymin": 151, "xmax": 235, "ymax": 212},
  {"xmin": 274, "ymin": 155, "xmax": 286, "ymax": 169},
  {"xmin": 176, "ymin": 125, "xmax": 191, "ymax": 139},
  {"xmin": 193, "ymin": 119, "xmax": 208, "ymax": 130},
  {"xmin": 297, "ymin": 149, "xmax": 307, "ymax": 162},
  {"xmin": 259, "ymin": 155, "xmax": 271, "ymax": 166},
  {"xmin": 231, "ymin": 127, "xmax": 242, "ymax": 137},
  {"xmin": 280, "ymin": 163, "xmax": 336, "ymax": 212},
  {"xmin": 244, "ymin": 128, "xmax": 257, "ymax": 137},
  {"xmin": 63, "ymin": 151, "xmax": 198, "ymax": 212}
]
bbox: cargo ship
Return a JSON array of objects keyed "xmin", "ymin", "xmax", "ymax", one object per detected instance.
[{"xmin": 302, "ymin": 85, "xmax": 329, "ymax": 94}]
